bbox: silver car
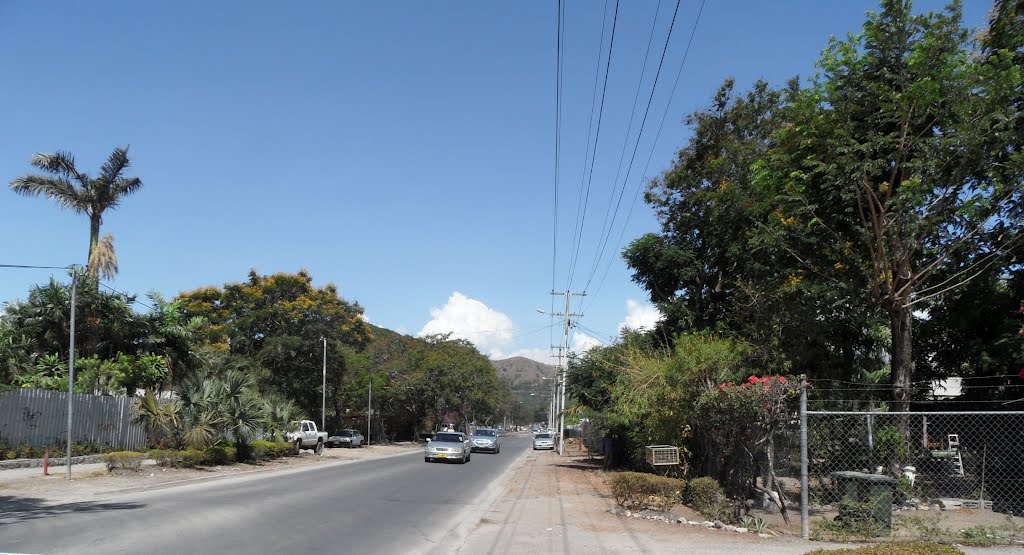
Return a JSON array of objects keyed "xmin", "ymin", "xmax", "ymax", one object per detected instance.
[
  {"xmin": 424, "ymin": 432, "xmax": 472, "ymax": 464},
  {"xmin": 471, "ymin": 428, "xmax": 501, "ymax": 454},
  {"xmin": 327, "ymin": 429, "xmax": 364, "ymax": 448},
  {"xmin": 533, "ymin": 432, "xmax": 555, "ymax": 450}
]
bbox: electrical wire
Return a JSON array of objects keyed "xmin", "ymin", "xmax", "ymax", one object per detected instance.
[
  {"xmin": 0, "ymin": 263, "xmax": 74, "ymax": 270},
  {"xmin": 566, "ymin": 0, "xmax": 621, "ymax": 290},
  {"xmin": 582, "ymin": 0, "xmax": 707, "ymax": 311},
  {"xmin": 550, "ymin": 0, "xmax": 565, "ymax": 363},
  {"xmin": 582, "ymin": 0, "xmax": 683, "ymax": 294}
]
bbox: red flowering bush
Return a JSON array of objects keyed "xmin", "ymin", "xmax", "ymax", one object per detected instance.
[{"xmin": 694, "ymin": 374, "xmax": 804, "ymax": 522}]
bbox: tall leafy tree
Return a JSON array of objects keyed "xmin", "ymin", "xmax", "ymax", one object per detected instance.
[
  {"xmin": 624, "ymin": 79, "xmax": 887, "ymax": 379},
  {"xmin": 9, "ymin": 147, "xmax": 143, "ymax": 278},
  {"xmin": 757, "ymin": 0, "xmax": 1023, "ymax": 410},
  {"xmin": 176, "ymin": 270, "xmax": 372, "ymax": 419}
]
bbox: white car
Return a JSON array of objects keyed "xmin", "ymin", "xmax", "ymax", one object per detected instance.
[
  {"xmin": 424, "ymin": 432, "xmax": 472, "ymax": 463},
  {"xmin": 533, "ymin": 432, "xmax": 555, "ymax": 450}
]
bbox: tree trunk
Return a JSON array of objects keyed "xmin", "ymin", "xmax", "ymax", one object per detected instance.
[
  {"xmin": 889, "ymin": 306, "xmax": 914, "ymax": 413},
  {"xmin": 88, "ymin": 214, "xmax": 101, "ymax": 262}
]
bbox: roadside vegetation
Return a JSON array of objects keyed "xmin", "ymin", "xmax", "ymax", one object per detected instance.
[{"xmin": 573, "ymin": 0, "xmax": 1023, "ymax": 539}]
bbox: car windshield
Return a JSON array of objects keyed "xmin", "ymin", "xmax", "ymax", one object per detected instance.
[
  {"xmin": 536, "ymin": 433, "xmax": 551, "ymax": 439},
  {"xmin": 333, "ymin": 430, "xmax": 353, "ymax": 437},
  {"xmin": 434, "ymin": 433, "xmax": 463, "ymax": 443},
  {"xmin": 475, "ymin": 430, "xmax": 496, "ymax": 437}
]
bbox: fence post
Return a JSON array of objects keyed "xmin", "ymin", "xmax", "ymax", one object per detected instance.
[{"xmin": 800, "ymin": 374, "xmax": 809, "ymax": 540}]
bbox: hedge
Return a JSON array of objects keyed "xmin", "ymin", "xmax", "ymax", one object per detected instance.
[
  {"xmin": 608, "ymin": 471, "xmax": 687, "ymax": 512},
  {"xmin": 688, "ymin": 476, "xmax": 730, "ymax": 521},
  {"xmin": 103, "ymin": 451, "xmax": 145, "ymax": 472},
  {"xmin": 250, "ymin": 440, "xmax": 292, "ymax": 462}
]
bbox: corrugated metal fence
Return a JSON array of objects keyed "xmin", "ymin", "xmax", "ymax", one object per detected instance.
[{"xmin": 0, "ymin": 389, "xmax": 145, "ymax": 450}]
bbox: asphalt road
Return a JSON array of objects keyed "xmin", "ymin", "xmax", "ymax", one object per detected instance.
[{"xmin": 0, "ymin": 434, "xmax": 532, "ymax": 554}]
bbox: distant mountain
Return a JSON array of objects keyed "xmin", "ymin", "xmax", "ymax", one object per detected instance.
[{"xmin": 492, "ymin": 356, "xmax": 554, "ymax": 386}]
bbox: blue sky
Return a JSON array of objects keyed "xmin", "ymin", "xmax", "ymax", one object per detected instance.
[{"xmin": 0, "ymin": 1, "xmax": 992, "ymax": 363}]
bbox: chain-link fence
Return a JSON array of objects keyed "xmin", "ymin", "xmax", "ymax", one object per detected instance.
[{"xmin": 802, "ymin": 411, "xmax": 1024, "ymax": 543}]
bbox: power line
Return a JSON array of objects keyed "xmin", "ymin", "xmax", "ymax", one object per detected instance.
[
  {"xmin": 95, "ymin": 280, "xmax": 156, "ymax": 312},
  {"xmin": 551, "ymin": 0, "xmax": 565, "ymax": 359},
  {"xmin": 565, "ymin": 1, "xmax": 610, "ymax": 290},
  {"xmin": 566, "ymin": 0, "xmax": 621, "ymax": 290},
  {"xmin": 583, "ymin": 0, "xmax": 682, "ymax": 294},
  {"xmin": 0, "ymin": 263, "xmax": 73, "ymax": 270},
  {"xmin": 582, "ymin": 0, "xmax": 707, "ymax": 310}
]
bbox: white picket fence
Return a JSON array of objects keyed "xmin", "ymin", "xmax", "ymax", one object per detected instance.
[{"xmin": 0, "ymin": 388, "xmax": 145, "ymax": 450}]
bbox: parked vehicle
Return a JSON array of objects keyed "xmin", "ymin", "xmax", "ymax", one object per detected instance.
[
  {"xmin": 327, "ymin": 429, "xmax": 364, "ymax": 448},
  {"xmin": 285, "ymin": 420, "xmax": 327, "ymax": 455},
  {"xmin": 424, "ymin": 431, "xmax": 471, "ymax": 464},
  {"xmin": 471, "ymin": 428, "xmax": 500, "ymax": 454},
  {"xmin": 533, "ymin": 432, "xmax": 555, "ymax": 450}
]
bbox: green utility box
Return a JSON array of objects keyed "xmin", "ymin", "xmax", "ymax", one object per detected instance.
[{"xmin": 831, "ymin": 471, "xmax": 898, "ymax": 535}]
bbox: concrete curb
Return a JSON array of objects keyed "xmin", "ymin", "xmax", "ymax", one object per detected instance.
[{"xmin": 98, "ymin": 447, "xmax": 421, "ymax": 496}]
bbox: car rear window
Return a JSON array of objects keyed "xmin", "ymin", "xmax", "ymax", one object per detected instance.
[
  {"xmin": 475, "ymin": 430, "xmax": 496, "ymax": 437},
  {"xmin": 536, "ymin": 433, "xmax": 551, "ymax": 438}
]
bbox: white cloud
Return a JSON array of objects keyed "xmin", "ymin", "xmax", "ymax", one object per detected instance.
[
  {"xmin": 618, "ymin": 299, "xmax": 662, "ymax": 333},
  {"xmin": 571, "ymin": 332, "xmax": 604, "ymax": 354},
  {"xmin": 418, "ymin": 292, "xmax": 517, "ymax": 357}
]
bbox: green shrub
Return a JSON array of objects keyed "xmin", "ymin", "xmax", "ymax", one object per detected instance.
[
  {"xmin": 250, "ymin": 440, "xmax": 292, "ymax": 462},
  {"xmin": 203, "ymin": 445, "xmax": 236, "ymax": 466},
  {"xmin": 688, "ymin": 476, "xmax": 730, "ymax": 521},
  {"xmin": 148, "ymin": 449, "xmax": 183, "ymax": 467},
  {"xmin": 103, "ymin": 451, "xmax": 144, "ymax": 472},
  {"xmin": 0, "ymin": 440, "xmax": 115, "ymax": 461},
  {"xmin": 149, "ymin": 448, "xmax": 210, "ymax": 468},
  {"xmin": 811, "ymin": 497, "xmax": 889, "ymax": 541},
  {"xmin": 608, "ymin": 472, "xmax": 687, "ymax": 512},
  {"xmin": 181, "ymin": 448, "xmax": 210, "ymax": 467},
  {"xmin": 803, "ymin": 541, "xmax": 965, "ymax": 555}
]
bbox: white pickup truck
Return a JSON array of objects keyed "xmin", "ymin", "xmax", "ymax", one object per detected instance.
[{"xmin": 285, "ymin": 420, "xmax": 327, "ymax": 455}]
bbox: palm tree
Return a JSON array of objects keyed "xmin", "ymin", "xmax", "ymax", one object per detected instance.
[{"xmin": 9, "ymin": 147, "xmax": 143, "ymax": 276}]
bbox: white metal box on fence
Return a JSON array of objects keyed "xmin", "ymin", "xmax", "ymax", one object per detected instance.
[{"xmin": 645, "ymin": 445, "xmax": 679, "ymax": 466}]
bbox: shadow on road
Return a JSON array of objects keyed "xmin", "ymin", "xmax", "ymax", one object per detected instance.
[{"xmin": 0, "ymin": 495, "xmax": 144, "ymax": 525}]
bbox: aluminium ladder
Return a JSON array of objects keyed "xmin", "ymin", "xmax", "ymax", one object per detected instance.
[{"xmin": 948, "ymin": 434, "xmax": 965, "ymax": 476}]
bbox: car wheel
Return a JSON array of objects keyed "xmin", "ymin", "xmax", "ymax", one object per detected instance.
[
  {"xmin": 315, "ymin": 441, "xmax": 324, "ymax": 455},
  {"xmin": 425, "ymin": 457, "xmax": 431, "ymax": 463},
  {"xmin": 496, "ymin": 446, "xmax": 500, "ymax": 454}
]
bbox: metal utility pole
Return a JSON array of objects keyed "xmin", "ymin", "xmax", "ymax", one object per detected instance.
[
  {"xmin": 549, "ymin": 290, "xmax": 584, "ymax": 456},
  {"xmin": 800, "ymin": 375, "xmax": 809, "ymax": 540},
  {"xmin": 66, "ymin": 268, "xmax": 79, "ymax": 480},
  {"xmin": 321, "ymin": 337, "xmax": 327, "ymax": 431},
  {"xmin": 367, "ymin": 373, "xmax": 372, "ymax": 446}
]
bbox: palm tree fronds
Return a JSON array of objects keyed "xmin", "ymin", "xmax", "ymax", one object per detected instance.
[
  {"xmin": 9, "ymin": 175, "xmax": 85, "ymax": 212},
  {"xmin": 99, "ymin": 147, "xmax": 132, "ymax": 180},
  {"xmin": 30, "ymin": 151, "xmax": 84, "ymax": 182},
  {"xmin": 88, "ymin": 233, "xmax": 119, "ymax": 281}
]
